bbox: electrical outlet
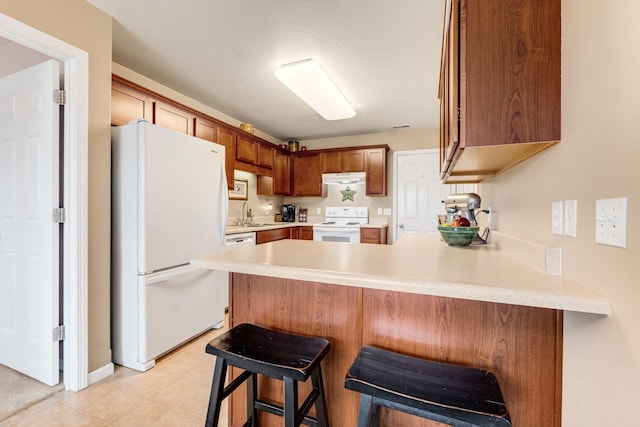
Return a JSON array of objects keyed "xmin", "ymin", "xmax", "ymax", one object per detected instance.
[
  {"xmin": 595, "ymin": 197, "xmax": 627, "ymax": 248},
  {"xmin": 564, "ymin": 200, "xmax": 577, "ymax": 237},
  {"xmin": 486, "ymin": 206, "xmax": 492, "ymax": 225},
  {"xmin": 383, "ymin": 208, "xmax": 391, "ymax": 216},
  {"xmin": 377, "ymin": 208, "xmax": 382, "ymax": 215},
  {"xmin": 316, "ymin": 207, "xmax": 321, "ymax": 215},
  {"xmin": 551, "ymin": 201, "xmax": 563, "ymax": 235}
]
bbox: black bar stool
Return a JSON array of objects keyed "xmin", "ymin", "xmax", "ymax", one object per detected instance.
[
  {"xmin": 344, "ymin": 346, "xmax": 511, "ymax": 427},
  {"xmin": 205, "ymin": 323, "xmax": 331, "ymax": 427}
]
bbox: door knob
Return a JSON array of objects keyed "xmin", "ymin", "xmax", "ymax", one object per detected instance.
[{"xmin": 399, "ymin": 224, "xmax": 404, "ymax": 229}]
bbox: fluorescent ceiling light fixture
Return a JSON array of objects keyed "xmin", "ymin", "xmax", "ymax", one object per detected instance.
[{"xmin": 275, "ymin": 59, "xmax": 356, "ymax": 120}]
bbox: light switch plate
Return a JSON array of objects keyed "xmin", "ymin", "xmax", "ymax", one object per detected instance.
[
  {"xmin": 564, "ymin": 199, "xmax": 577, "ymax": 237},
  {"xmin": 316, "ymin": 207, "xmax": 321, "ymax": 215},
  {"xmin": 377, "ymin": 208, "xmax": 382, "ymax": 215},
  {"xmin": 383, "ymin": 208, "xmax": 391, "ymax": 215},
  {"xmin": 551, "ymin": 201, "xmax": 563, "ymax": 235},
  {"xmin": 595, "ymin": 197, "xmax": 627, "ymax": 248}
]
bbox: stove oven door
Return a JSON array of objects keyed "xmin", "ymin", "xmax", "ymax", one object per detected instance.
[{"xmin": 313, "ymin": 226, "xmax": 361, "ymax": 243}]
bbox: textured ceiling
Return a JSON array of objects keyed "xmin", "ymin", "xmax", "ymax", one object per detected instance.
[{"xmin": 87, "ymin": 0, "xmax": 445, "ymax": 141}]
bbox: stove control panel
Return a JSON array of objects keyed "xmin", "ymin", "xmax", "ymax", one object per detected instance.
[{"xmin": 325, "ymin": 206, "xmax": 368, "ymax": 219}]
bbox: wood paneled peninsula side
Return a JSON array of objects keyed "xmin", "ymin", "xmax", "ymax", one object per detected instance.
[{"xmin": 192, "ymin": 235, "xmax": 609, "ymax": 427}]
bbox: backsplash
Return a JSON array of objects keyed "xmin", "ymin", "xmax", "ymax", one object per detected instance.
[{"xmin": 228, "ymin": 170, "xmax": 393, "ymax": 224}]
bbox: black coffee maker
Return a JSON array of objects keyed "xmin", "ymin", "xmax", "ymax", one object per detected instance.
[{"xmin": 282, "ymin": 204, "xmax": 296, "ymax": 222}]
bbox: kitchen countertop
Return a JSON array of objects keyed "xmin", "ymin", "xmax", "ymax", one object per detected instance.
[
  {"xmin": 359, "ymin": 223, "xmax": 387, "ymax": 229},
  {"xmin": 193, "ymin": 234, "xmax": 611, "ymax": 316}
]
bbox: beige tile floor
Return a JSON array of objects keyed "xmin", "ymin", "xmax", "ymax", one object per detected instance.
[{"xmin": 1, "ymin": 328, "xmax": 228, "ymax": 426}]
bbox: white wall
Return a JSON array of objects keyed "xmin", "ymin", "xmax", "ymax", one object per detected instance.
[{"xmin": 481, "ymin": 0, "xmax": 640, "ymax": 424}]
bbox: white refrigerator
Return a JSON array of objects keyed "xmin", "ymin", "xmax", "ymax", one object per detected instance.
[{"xmin": 111, "ymin": 120, "xmax": 228, "ymax": 371}]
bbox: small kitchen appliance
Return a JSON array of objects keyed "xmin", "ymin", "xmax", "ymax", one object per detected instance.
[
  {"xmin": 441, "ymin": 193, "xmax": 489, "ymax": 244},
  {"xmin": 282, "ymin": 204, "xmax": 296, "ymax": 222},
  {"xmin": 298, "ymin": 208, "xmax": 308, "ymax": 222},
  {"xmin": 313, "ymin": 207, "xmax": 368, "ymax": 243}
]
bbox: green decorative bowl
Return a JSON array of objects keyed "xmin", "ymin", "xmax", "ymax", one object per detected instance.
[{"xmin": 438, "ymin": 226, "xmax": 480, "ymax": 246}]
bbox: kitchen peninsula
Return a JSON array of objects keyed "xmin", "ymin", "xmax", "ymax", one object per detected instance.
[{"xmin": 192, "ymin": 235, "xmax": 610, "ymax": 427}]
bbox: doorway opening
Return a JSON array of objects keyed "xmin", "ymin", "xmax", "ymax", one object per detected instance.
[
  {"xmin": 0, "ymin": 13, "xmax": 89, "ymax": 392},
  {"xmin": 392, "ymin": 149, "xmax": 477, "ymax": 243}
]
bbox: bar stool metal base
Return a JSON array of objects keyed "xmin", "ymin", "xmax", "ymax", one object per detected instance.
[{"xmin": 206, "ymin": 323, "xmax": 331, "ymax": 427}]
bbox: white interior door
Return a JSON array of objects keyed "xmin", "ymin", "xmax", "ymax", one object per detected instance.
[
  {"xmin": 395, "ymin": 150, "xmax": 451, "ymax": 241},
  {"xmin": 0, "ymin": 59, "xmax": 61, "ymax": 386}
]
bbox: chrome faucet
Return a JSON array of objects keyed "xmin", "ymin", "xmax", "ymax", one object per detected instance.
[{"xmin": 241, "ymin": 201, "xmax": 248, "ymax": 225}]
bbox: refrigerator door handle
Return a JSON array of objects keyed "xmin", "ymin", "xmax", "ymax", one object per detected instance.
[{"xmin": 220, "ymin": 166, "xmax": 228, "ymax": 244}]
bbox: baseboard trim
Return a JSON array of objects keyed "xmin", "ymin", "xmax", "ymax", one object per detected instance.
[{"xmin": 87, "ymin": 362, "xmax": 114, "ymax": 386}]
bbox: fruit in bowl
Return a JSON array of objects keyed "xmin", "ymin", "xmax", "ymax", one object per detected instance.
[
  {"xmin": 442, "ymin": 217, "xmax": 471, "ymax": 227},
  {"xmin": 438, "ymin": 225, "xmax": 479, "ymax": 246}
]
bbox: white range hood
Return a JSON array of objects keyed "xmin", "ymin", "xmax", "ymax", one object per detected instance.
[{"xmin": 321, "ymin": 172, "xmax": 366, "ymax": 185}]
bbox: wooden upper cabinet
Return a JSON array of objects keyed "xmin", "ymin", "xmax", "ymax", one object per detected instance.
[
  {"xmin": 154, "ymin": 100, "xmax": 195, "ymax": 135},
  {"xmin": 273, "ymin": 149, "xmax": 291, "ymax": 195},
  {"xmin": 257, "ymin": 148, "xmax": 290, "ymax": 196},
  {"xmin": 236, "ymin": 134, "xmax": 258, "ymax": 164},
  {"xmin": 321, "ymin": 149, "xmax": 365, "ymax": 172},
  {"xmin": 111, "ymin": 78, "xmax": 153, "ymax": 125},
  {"xmin": 440, "ymin": 0, "xmax": 561, "ymax": 183},
  {"xmin": 257, "ymin": 143, "xmax": 274, "ymax": 169},
  {"xmin": 194, "ymin": 116, "xmax": 235, "ymax": 190},
  {"xmin": 342, "ymin": 149, "xmax": 365, "ymax": 172},
  {"xmin": 364, "ymin": 148, "xmax": 387, "ymax": 196},
  {"xmin": 321, "ymin": 151, "xmax": 342, "ymax": 173},
  {"xmin": 194, "ymin": 116, "xmax": 217, "ymax": 142},
  {"xmin": 292, "ymin": 153, "xmax": 326, "ymax": 197},
  {"xmin": 217, "ymin": 126, "xmax": 236, "ymax": 190}
]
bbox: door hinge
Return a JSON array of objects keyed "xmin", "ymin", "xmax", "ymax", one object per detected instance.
[
  {"xmin": 53, "ymin": 89, "xmax": 65, "ymax": 105},
  {"xmin": 52, "ymin": 208, "xmax": 66, "ymax": 223},
  {"xmin": 52, "ymin": 325, "xmax": 65, "ymax": 342}
]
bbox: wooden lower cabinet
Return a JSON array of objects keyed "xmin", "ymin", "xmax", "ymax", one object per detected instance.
[
  {"xmin": 255, "ymin": 228, "xmax": 291, "ymax": 244},
  {"xmin": 298, "ymin": 226, "xmax": 314, "ymax": 240},
  {"xmin": 360, "ymin": 226, "xmax": 387, "ymax": 244},
  {"xmin": 228, "ymin": 274, "xmax": 562, "ymax": 427}
]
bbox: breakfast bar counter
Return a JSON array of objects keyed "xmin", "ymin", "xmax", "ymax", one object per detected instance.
[
  {"xmin": 194, "ymin": 234, "xmax": 610, "ymax": 316},
  {"xmin": 192, "ymin": 235, "xmax": 610, "ymax": 427}
]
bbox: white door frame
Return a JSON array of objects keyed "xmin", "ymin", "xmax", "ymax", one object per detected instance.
[
  {"xmin": 392, "ymin": 148, "xmax": 439, "ymax": 244},
  {"xmin": 0, "ymin": 14, "xmax": 89, "ymax": 391}
]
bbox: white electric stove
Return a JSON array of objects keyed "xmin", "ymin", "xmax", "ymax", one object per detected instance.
[{"xmin": 313, "ymin": 207, "xmax": 368, "ymax": 243}]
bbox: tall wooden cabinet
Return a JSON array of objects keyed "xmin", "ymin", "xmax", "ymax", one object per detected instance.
[
  {"xmin": 440, "ymin": 0, "xmax": 561, "ymax": 183},
  {"xmin": 257, "ymin": 147, "xmax": 291, "ymax": 196}
]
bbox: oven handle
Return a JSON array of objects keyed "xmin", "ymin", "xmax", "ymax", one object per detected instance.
[{"xmin": 312, "ymin": 227, "xmax": 361, "ymax": 233}]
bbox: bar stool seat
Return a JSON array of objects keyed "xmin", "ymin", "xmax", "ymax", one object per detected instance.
[
  {"xmin": 345, "ymin": 346, "xmax": 511, "ymax": 427},
  {"xmin": 206, "ymin": 323, "xmax": 331, "ymax": 427}
]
